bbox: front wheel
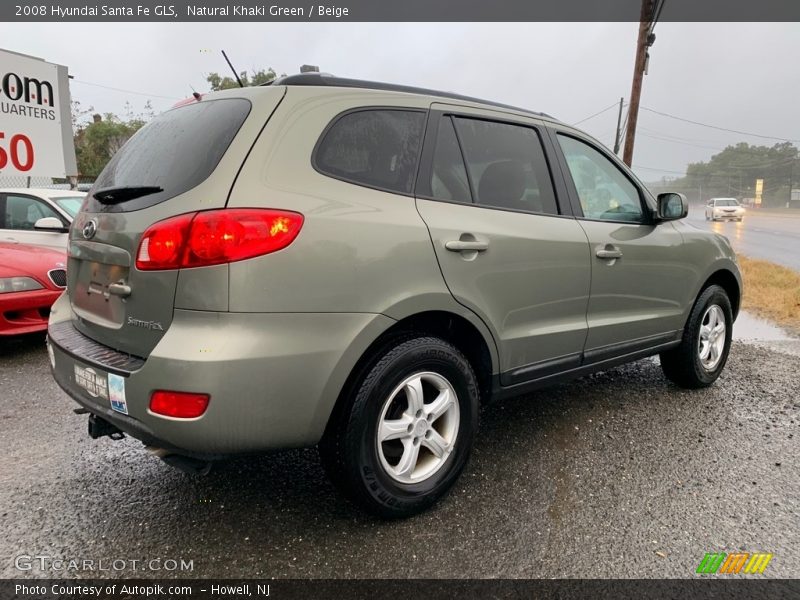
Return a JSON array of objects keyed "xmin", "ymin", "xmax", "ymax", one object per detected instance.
[
  {"xmin": 320, "ymin": 336, "xmax": 479, "ymax": 518},
  {"xmin": 660, "ymin": 284, "xmax": 733, "ymax": 388}
]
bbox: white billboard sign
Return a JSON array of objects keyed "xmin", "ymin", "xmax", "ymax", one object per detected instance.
[{"xmin": 0, "ymin": 49, "xmax": 77, "ymax": 178}]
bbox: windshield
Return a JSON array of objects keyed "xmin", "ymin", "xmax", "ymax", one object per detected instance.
[
  {"xmin": 715, "ymin": 199, "xmax": 739, "ymax": 207},
  {"xmin": 51, "ymin": 196, "xmax": 84, "ymax": 218}
]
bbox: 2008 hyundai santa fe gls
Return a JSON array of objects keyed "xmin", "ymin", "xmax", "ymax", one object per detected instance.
[{"xmin": 47, "ymin": 74, "xmax": 741, "ymax": 517}]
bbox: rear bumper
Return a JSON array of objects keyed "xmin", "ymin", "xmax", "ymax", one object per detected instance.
[
  {"xmin": 47, "ymin": 293, "xmax": 394, "ymax": 454},
  {"xmin": 0, "ymin": 289, "xmax": 62, "ymax": 336}
]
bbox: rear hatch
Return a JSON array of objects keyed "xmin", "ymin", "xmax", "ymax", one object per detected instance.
[{"xmin": 67, "ymin": 87, "xmax": 286, "ymax": 357}]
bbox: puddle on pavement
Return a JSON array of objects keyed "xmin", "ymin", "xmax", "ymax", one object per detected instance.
[
  {"xmin": 734, "ymin": 311, "xmax": 800, "ymax": 357},
  {"xmin": 734, "ymin": 311, "xmax": 792, "ymax": 341}
]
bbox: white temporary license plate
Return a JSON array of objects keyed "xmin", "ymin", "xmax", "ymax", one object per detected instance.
[{"xmin": 74, "ymin": 365, "xmax": 128, "ymax": 414}]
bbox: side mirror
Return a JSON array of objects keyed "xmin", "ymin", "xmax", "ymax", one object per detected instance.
[
  {"xmin": 656, "ymin": 192, "xmax": 688, "ymax": 221},
  {"xmin": 34, "ymin": 217, "xmax": 69, "ymax": 233}
]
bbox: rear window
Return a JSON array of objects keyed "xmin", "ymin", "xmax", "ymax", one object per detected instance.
[
  {"xmin": 85, "ymin": 98, "xmax": 251, "ymax": 212},
  {"xmin": 314, "ymin": 109, "xmax": 426, "ymax": 195}
]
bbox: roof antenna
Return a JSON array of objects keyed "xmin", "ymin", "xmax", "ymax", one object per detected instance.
[
  {"xmin": 189, "ymin": 85, "xmax": 202, "ymax": 101},
  {"xmin": 221, "ymin": 50, "xmax": 245, "ymax": 88}
]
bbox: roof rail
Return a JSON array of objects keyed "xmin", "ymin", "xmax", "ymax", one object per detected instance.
[{"xmin": 265, "ymin": 73, "xmax": 555, "ymax": 121}]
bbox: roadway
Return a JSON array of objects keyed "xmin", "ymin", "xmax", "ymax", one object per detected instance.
[{"xmin": 684, "ymin": 208, "xmax": 800, "ymax": 271}]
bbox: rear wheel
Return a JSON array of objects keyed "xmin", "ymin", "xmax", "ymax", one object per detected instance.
[
  {"xmin": 660, "ymin": 284, "xmax": 733, "ymax": 389},
  {"xmin": 320, "ymin": 336, "xmax": 479, "ymax": 518}
]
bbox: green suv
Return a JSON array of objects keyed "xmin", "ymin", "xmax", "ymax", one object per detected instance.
[{"xmin": 47, "ymin": 74, "xmax": 741, "ymax": 517}]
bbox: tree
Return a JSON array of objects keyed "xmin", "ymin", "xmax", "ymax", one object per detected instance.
[
  {"xmin": 74, "ymin": 114, "xmax": 145, "ymax": 177},
  {"xmin": 206, "ymin": 67, "xmax": 279, "ymax": 91},
  {"xmin": 675, "ymin": 142, "xmax": 799, "ymax": 206},
  {"xmin": 71, "ymin": 99, "xmax": 95, "ymax": 130},
  {"xmin": 70, "ymin": 99, "xmax": 156, "ymax": 178}
]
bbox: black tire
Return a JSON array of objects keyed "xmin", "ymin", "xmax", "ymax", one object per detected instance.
[
  {"xmin": 319, "ymin": 336, "xmax": 479, "ymax": 518},
  {"xmin": 660, "ymin": 284, "xmax": 733, "ymax": 389}
]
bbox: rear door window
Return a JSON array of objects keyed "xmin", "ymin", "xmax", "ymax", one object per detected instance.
[
  {"xmin": 314, "ymin": 109, "xmax": 426, "ymax": 195},
  {"xmin": 429, "ymin": 116, "xmax": 471, "ymax": 204},
  {"xmin": 452, "ymin": 117, "xmax": 559, "ymax": 215},
  {"xmin": 86, "ymin": 98, "xmax": 251, "ymax": 213}
]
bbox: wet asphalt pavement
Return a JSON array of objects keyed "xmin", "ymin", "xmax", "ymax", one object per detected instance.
[
  {"xmin": 1, "ymin": 330, "xmax": 798, "ymax": 579},
  {"xmin": 685, "ymin": 209, "xmax": 800, "ymax": 271}
]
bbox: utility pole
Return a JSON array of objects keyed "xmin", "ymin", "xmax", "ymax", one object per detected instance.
[
  {"xmin": 613, "ymin": 97, "xmax": 625, "ymax": 155},
  {"xmin": 622, "ymin": 0, "xmax": 658, "ymax": 167}
]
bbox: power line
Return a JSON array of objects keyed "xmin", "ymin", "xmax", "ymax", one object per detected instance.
[
  {"xmin": 638, "ymin": 127, "xmax": 800, "ymax": 163},
  {"xmin": 640, "ymin": 106, "xmax": 800, "ymax": 143},
  {"xmin": 633, "ymin": 164, "xmax": 687, "ymax": 175},
  {"xmin": 72, "ymin": 79, "xmax": 182, "ymax": 101},
  {"xmin": 638, "ymin": 131, "xmax": 726, "ymax": 151},
  {"xmin": 619, "ymin": 110, "xmax": 630, "ymax": 143},
  {"xmin": 639, "ymin": 126, "xmax": 725, "ymax": 146},
  {"xmin": 648, "ymin": 0, "xmax": 666, "ymax": 35},
  {"xmin": 572, "ymin": 101, "xmax": 621, "ymax": 126}
]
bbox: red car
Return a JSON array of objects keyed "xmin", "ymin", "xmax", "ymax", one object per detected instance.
[{"xmin": 0, "ymin": 242, "xmax": 66, "ymax": 336}]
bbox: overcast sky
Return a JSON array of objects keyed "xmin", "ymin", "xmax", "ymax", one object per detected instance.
[{"xmin": 3, "ymin": 22, "xmax": 798, "ymax": 181}]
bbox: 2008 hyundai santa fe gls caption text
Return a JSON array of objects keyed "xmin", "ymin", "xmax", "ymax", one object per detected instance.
[{"xmin": 47, "ymin": 74, "xmax": 742, "ymax": 518}]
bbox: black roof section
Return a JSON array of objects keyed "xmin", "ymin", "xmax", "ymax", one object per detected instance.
[{"xmin": 266, "ymin": 73, "xmax": 556, "ymax": 121}]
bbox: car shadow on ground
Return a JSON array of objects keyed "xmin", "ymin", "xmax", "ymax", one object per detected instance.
[
  {"xmin": 176, "ymin": 356, "xmax": 677, "ymax": 522},
  {"xmin": 0, "ymin": 332, "xmax": 46, "ymax": 358}
]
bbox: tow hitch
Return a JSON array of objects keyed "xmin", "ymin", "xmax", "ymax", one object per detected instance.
[{"xmin": 87, "ymin": 414, "xmax": 125, "ymax": 440}]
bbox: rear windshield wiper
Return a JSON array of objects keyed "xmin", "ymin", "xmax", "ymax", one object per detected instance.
[{"xmin": 93, "ymin": 186, "xmax": 163, "ymax": 204}]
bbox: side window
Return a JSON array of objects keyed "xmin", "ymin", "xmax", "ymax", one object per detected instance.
[
  {"xmin": 453, "ymin": 117, "xmax": 559, "ymax": 215},
  {"xmin": 430, "ymin": 117, "xmax": 471, "ymax": 204},
  {"xmin": 315, "ymin": 109, "xmax": 426, "ymax": 194},
  {"xmin": 4, "ymin": 195, "xmax": 61, "ymax": 230},
  {"xmin": 557, "ymin": 134, "xmax": 644, "ymax": 222}
]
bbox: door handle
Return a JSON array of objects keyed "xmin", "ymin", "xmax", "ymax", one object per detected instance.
[
  {"xmin": 595, "ymin": 246, "xmax": 623, "ymax": 260},
  {"xmin": 445, "ymin": 240, "xmax": 489, "ymax": 252},
  {"xmin": 107, "ymin": 281, "xmax": 132, "ymax": 298}
]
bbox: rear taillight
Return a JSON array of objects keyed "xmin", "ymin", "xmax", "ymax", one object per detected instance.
[
  {"xmin": 149, "ymin": 390, "xmax": 210, "ymax": 419},
  {"xmin": 136, "ymin": 209, "xmax": 303, "ymax": 270}
]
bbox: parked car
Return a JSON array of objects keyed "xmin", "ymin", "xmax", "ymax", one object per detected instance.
[
  {"xmin": 705, "ymin": 197, "xmax": 745, "ymax": 221},
  {"xmin": 0, "ymin": 188, "xmax": 85, "ymax": 249},
  {"xmin": 0, "ymin": 242, "xmax": 66, "ymax": 336},
  {"xmin": 47, "ymin": 74, "xmax": 741, "ymax": 517}
]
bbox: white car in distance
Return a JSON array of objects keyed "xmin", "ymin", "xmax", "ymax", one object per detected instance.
[{"xmin": 705, "ymin": 197, "xmax": 745, "ymax": 222}]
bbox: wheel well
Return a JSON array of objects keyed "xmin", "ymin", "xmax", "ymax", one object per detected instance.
[
  {"xmin": 701, "ymin": 269, "xmax": 741, "ymax": 319},
  {"xmin": 323, "ymin": 311, "xmax": 495, "ymax": 438}
]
